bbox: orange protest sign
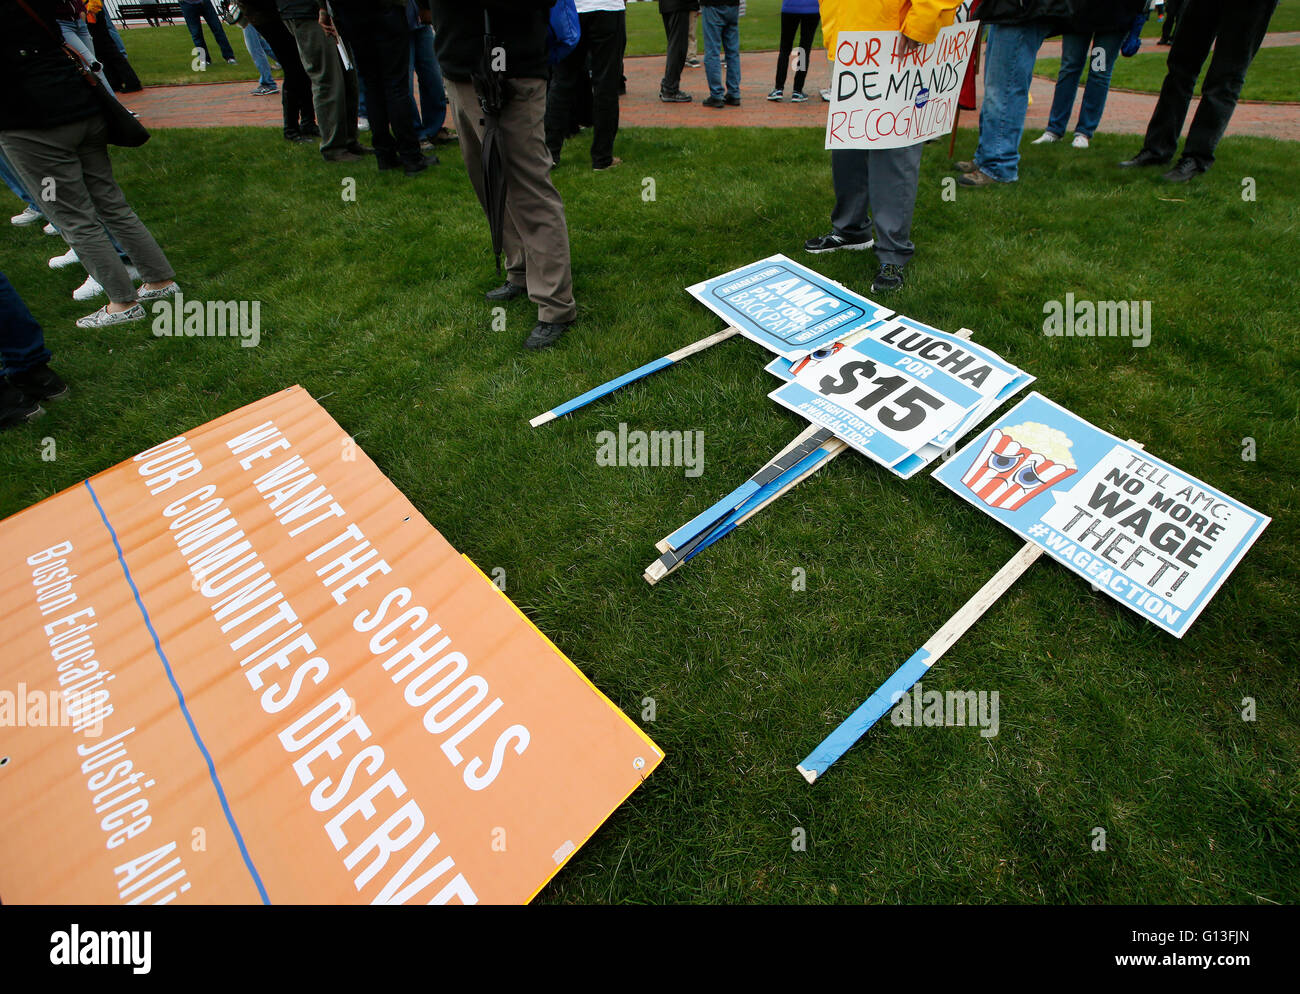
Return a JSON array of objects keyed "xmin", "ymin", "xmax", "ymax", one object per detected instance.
[{"xmin": 0, "ymin": 387, "xmax": 662, "ymax": 904}]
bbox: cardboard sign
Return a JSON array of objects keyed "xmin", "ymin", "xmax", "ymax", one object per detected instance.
[
  {"xmin": 932, "ymin": 393, "xmax": 1270, "ymax": 637},
  {"xmin": 0, "ymin": 387, "xmax": 662, "ymax": 904},
  {"xmin": 768, "ymin": 323, "xmax": 982, "ymax": 470},
  {"xmin": 687, "ymin": 254, "xmax": 893, "ymax": 360},
  {"xmin": 826, "ymin": 23, "xmax": 980, "ymax": 150}
]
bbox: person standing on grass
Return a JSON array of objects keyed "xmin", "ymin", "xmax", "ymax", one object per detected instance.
[
  {"xmin": 1, "ymin": 272, "xmax": 68, "ymax": 431},
  {"xmin": 240, "ymin": 0, "xmax": 320, "ymax": 142},
  {"xmin": 546, "ymin": 0, "xmax": 628, "ymax": 170},
  {"xmin": 955, "ymin": 0, "xmax": 1073, "ymax": 188},
  {"xmin": 769, "ymin": 0, "xmax": 819, "ymax": 102},
  {"xmin": 1032, "ymin": 0, "xmax": 1145, "ymax": 149},
  {"xmin": 1, "ymin": 0, "xmax": 180, "ymax": 329},
  {"xmin": 180, "ymin": 0, "xmax": 240, "ymax": 66},
  {"xmin": 1118, "ymin": 0, "xmax": 1279, "ymax": 182},
  {"xmin": 407, "ymin": 0, "xmax": 450, "ymax": 146},
  {"xmin": 86, "ymin": 0, "xmax": 142, "ymax": 92},
  {"xmin": 320, "ymin": 0, "xmax": 431, "ymax": 175},
  {"xmin": 234, "ymin": 10, "xmax": 281, "ymax": 96},
  {"xmin": 659, "ymin": 0, "xmax": 699, "ymax": 102},
  {"xmin": 432, "ymin": 0, "xmax": 578, "ymax": 350},
  {"xmin": 278, "ymin": 0, "xmax": 363, "ymax": 162},
  {"xmin": 804, "ymin": 0, "xmax": 962, "ymax": 294},
  {"xmin": 700, "ymin": 0, "xmax": 741, "ymax": 108}
]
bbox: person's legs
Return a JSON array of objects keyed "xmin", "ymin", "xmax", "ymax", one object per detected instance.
[
  {"xmin": 497, "ymin": 79, "xmax": 576, "ymax": 325},
  {"xmin": 972, "ymin": 20, "xmax": 1052, "ymax": 182},
  {"xmin": 702, "ymin": 7, "xmax": 724, "ymax": 100},
  {"xmin": 373, "ymin": 6, "xmax": 419, "ymax": 164},
  {"xmin": 200, "ymin": 0, "xmax": 238, "ymax": 61},
  {"xmin": 333, "ymin": 7, "xmax": 395, "ymax": 159},
  {"xmin": 545, "ymin": 44, "xmax": 584, "ymax": 164},
  {"xmin": 0, "ymin": 147, "xmax": 40, "ymax": 215},
  {"xmin": 289, "ymin": 18, "xmax": 349, "ymax": 155},
  {"xmin": 829, "ymin": 148, "xmax": 872, "ymax": 241},
  {"xmin": 58, "ymin": 19, "xmax": 113, "ymax": 88},
  {"xmin": 1073, "ymin": 30, "xmax": 1122, "ymax": 137},
  {"xmin": 661, "ymin": 12, "xmax": 689, "ymax": 94},
  {"xmin": 793, "ymin": 13, "xmax": 818, "ymax": 94},
  {"xmin": 244, "ymin": 24, "xmax": 275, "ymax": 87},
  {"xmin": 866, "ymin": 143, "xmax": 925, "ymax": 266},
  {"xmin": 78, "ymin": 134, "xmax": 174, "ymax": 289},
  {"xmin": 0, "ymin": 272, "xmax": 53, "ymax": 376},
  {"xmin": 410, "ymin": 24, "xmax": 447, "ymax": 139},
  {"xmin": 1140, "ymin": 0, "xmax": 1219, "ymax": 160},
  {"xmin": 775, "ymin": 12, "xmax": 798, "ymax": 91},
  {"xmin": 586, "ymin": 9, "xmax": 625, "ymax": 168},
  {"xmin": 256, "ymin": 15, "xmax": 313, "ymax": 134},
  {"xmin": 723, "ymin": 7, "xmax": 740, "ymax": 100},
  {"xmin": 1181, "ymin": 0, "xmax": 1278, "ymax": 167},
  {"xmin": 179, "ymin": 3, "xmax": 211, "ymax": 62},
  {"xmin": 687, "ymin": 9, "xmax": 699, "ymax": 62},
  {"xmin": 0, "ymin": 124, "xmax": 138, "ymax": 304},
  {"xmin": 1045, "ymin": 32, "xmax": 1087, "ymax": 136},
  {"xmin": 103, "ymin": 9, "xmax": 128, "ymax": 58}
]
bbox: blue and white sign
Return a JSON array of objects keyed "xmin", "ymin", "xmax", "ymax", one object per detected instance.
[
  {"xmin": 769, "ymin": 333, "xmax": 982, "ymax": 470},
  {"xmin": 687, "ymin": 255, "xmax": 892, "ymax": 360},
  {"xmin": 932, "ymin": 392, "xmax": 1271, "ymax": 637}
]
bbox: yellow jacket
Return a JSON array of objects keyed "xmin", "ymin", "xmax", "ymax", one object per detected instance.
[{"xmin": 821, "ymin": 0, "xmax": 962, "ymax": 51}]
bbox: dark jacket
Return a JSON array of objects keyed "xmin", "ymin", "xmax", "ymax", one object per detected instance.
[
  {"xmin": 0, "ymin": 0, "xmax": 101, "ymax": 132},
  {"xmin": 1065, "ymin": 0, "xmax": 1144, "ymax": 34},
  {"xmin": 976, "ymin": 0, "xmax": 1076, "ymax": 24},
  {"xmin": 431, "ymin": 1, "xmax": 554, "ymax": 83}
]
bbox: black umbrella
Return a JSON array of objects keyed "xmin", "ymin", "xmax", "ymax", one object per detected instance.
[{"xmin": 471, "ymin": 10, "xmax": 509, "ymax": 274}]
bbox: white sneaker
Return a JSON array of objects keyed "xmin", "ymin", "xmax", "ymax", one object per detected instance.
[
  {"xmin": 1032, "ymin": 131, "xmax": 1061, "ymax": 145},
  {"xmin": 43, "ymin": 222, "xmax": 58, "ymax": 236},
  {"xmin": 49, "ymin": 248, "xmax": 79, "ymax": 269},
  {"xmin": 136, "ymin": 280, "xmax": 180, "ymax": 301},
  {"xmin": 73, "ymin": 275, "xmax": 104, "ymax": 301},
  {"xmin": 358, "ymin": 117, "xmax": 369, "ymax": 131},
  {"xmin": 75, "ymin": 302, "xmax": 145, "ymax": 329},
  {"xmin": 819, "ymin": 87, "xmax": 831, "ymax": 102},
  {"xmin": 1072, "ymin": 133, "xmax": 1090, "ymax": 148},
  {"xmin": 11, "ymin": 206, "xmax": 42, "ymax": 226}
]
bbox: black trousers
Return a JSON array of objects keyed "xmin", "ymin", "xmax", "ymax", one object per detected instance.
[
  {"xmin": 661, "ymin": 11, "xmax": 691, "ymax": 94},
  {"xmin": 546, "ymin": 9, "xmax": 627, "ymax": 168},
  {"xmin": 1142, "ymin": 0, "xmax": 1278, "ymax": 166},
  {"xmin": 775, "ymin": 12, "xmax": 818, "ymax": 93},
  {"xmin": 1159, "ymin": 0, "xmax": 1184, "ymax": 43},
  {"xmin": 243, "ymin": 9, "xmax": 316, "ymax": 136},
  {"xmin": 332, "ymin": 2, "xmax": 420, "ymax": 165}
]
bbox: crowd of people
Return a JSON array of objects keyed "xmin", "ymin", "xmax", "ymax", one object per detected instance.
[{"xmin": 0, "ymin": 0, "xmax": 1282, "ymax": 430}]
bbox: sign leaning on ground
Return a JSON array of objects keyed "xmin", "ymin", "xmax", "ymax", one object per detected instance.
[
  {"xmin": 826, "ymin": 22, "xmax": 981, "ymax": 150},
  {"xmin": 933, "ymin": 392, "xmax": 1270, "ymax": 637},
  {"xmin": 686, "ymin": 254, "xmax": 894, "ymax": 359},
  {"xmin": 0, "ymin": 387, "xmax": 662, "ymax": 904}
]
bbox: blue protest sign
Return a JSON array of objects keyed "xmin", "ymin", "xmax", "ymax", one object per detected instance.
[{"xmin": 932, "ymin": 393, "xmax": 1270, "ymax": 637}]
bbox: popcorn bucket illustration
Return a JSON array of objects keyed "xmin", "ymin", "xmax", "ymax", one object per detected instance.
[{"xmin": 961, "ymin": 422, "xmax": 1077, "ymax": 511}]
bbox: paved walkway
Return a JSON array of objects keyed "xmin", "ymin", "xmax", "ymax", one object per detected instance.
[{"xmin": 120, "ymin": 34, "xmax": 1300, "ymax": 142}]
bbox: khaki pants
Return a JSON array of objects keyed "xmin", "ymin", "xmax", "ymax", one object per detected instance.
[
  {"xmin": 446, "ymin": 78, "xmax": 576, "ymax": 325},
  {"xmin": 1, "ymin": 116, "xmax": 173, "ymax": 304},
  {"xmin": 286, "ymin": 16, "xmax": 359, "ymax": 156}
]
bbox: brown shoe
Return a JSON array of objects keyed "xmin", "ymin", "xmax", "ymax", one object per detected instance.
[
  {"xmin": 593, "ymin": 157, "xmax": 623, "ymax": 171},
  {"xmin": 957, "ymin": 168, "xmax": 998, "ymax": 188},
  {"xmin": 954, "ymin": 160, "xmax": 978, "ymax": 173}
]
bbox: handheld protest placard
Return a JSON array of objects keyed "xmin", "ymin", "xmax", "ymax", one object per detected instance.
[
  {"xmin": 529, "ymin": 326, "xmax": 740, "ymax": 428},
  {"xmin": 0, "ymin": 387, "xmax": 663, "ymax": 904}
]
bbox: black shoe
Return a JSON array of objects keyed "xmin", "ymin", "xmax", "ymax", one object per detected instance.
[
  {"xmin": 702, "ymin": 95, "xmax": 726, "ymax": 108},
  {"xmin": 724, "ymin": 95, "xmax": 741, "ymax": 106},
  {"xmin": 404, "ymin": 155, "xmax": 431, "ymax": 176},
  {"xmin": 1162, "ymin": 157, "xmax": 1206, "ymax": 183},
  {"xmin": 0, "ymin": 380, "xmax": 43, "ymax": 430},
  {"xmin": 524, "ymin": 320, "xmax": 572, "ymax": 350},
  {"xmin": 322, "ymin": 150, "xmax": 363, "ymax": 163},
  {"xmin": 9, "ymin": 363, "xmax": 67, "ymax": 402},
  {"xmin": 871, "ymin": 263, "xmax": 905, "ymax": 293},
  {"xmin": 659, "ymin": 89, "xmax": 692, "ymax": 103},
  {"xmin": 286, "ymin": 132, "xmax": 315, "ymax": 144},
  {"xmin": 300, "ymin": 123, "xmax": 321, "ymax": 138},
  {"xmin": 804, "ymin": 231, "xmax": 874, "ymax": 254},
  {"xmin": 1118, "ymin": 149, "xmax": 1170, "ymax": 168},
  {"xmin": 349, "ymin": 143, "xmax": 376, "ymax": 156},
  {"xmin": 377, "ymin": 154, "xmax": 401, "ymax": 171},
  {"xmin": 485, "ymin": 282, "xmax": 527, "ymax": 303}
]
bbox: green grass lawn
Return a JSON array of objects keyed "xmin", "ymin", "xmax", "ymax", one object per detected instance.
[
  {"xmin": 2, "ymin": 126, "xmax": 1297, "ymax": 903},
  {"xmin": 1037, "ymin": 45, "xmax": 1300, "ymax": 104}
]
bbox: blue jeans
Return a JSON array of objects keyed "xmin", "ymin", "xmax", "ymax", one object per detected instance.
[
  {"xmin": 974, "ymin": 21, "xmax": 1053, "ymax": 182},
  {"xmin": 1046, "ymin": 30, "xmax": 1123, "ymax": 138},
  {"xmin": 702, "ymin": 5, "xmax": 740, "ymax": 100},
  {"xmin": 104, "ymin": 10, "xmax": 128, "ymax": 58},
  {"xmin": 0, "ymin": 272, "xmax": 52, "ymax": 376},
  {"xmin": 410, "ymin": 25, "xmax": 447, "ymax": 139},
  {"xmin": 0, "ymin": 147, "xmax": 38, "ymax": 214},
  {"xmin": 243, "ymin": 24, "xmax": 277, "ymax": 86},
  {"xmin": 181, "ymin": 0, "xmax": 237, "ymax": 63},
  {"xmin": 57, "ymin": 18, "xmax": 112, "ymax": 89}
]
